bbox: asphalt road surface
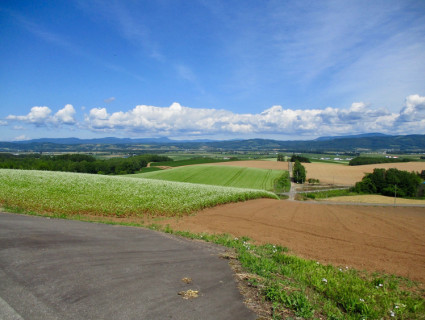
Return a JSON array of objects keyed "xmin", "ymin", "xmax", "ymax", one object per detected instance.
[{"xmin": 0, "ymin": 212, "xmax": 256, "ymax": 320}]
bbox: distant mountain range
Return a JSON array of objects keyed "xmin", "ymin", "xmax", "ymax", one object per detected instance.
[
  {"xmin": 314, "ymin": 133, "xmax": 389, "ymax": 141},
  {"xmin": 12, "ymin": 137, "xmax": 215, "ymax": 144},
  {"xmin": 1, "ymin": 134, "xmax": 424, "ymax": 153}
]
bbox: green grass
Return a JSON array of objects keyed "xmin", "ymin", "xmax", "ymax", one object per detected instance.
[
  {"xmin": 137, "ymin": 166, "xmax": 163, "ymax": 173},
  {"xmin": 131, "ymin": 165, "xmax": 285, "ymax": 191},
  {"xmin": 0, "ymin": 169, "xmax": 277, "ymax": 217},
  {"xmin": 150, "ymin": 157, "xmax": 236, "ymax": 167}
]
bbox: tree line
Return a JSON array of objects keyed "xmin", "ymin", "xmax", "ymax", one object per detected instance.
[
  {"xmin": 348, "ymin": 156, "xmax": 410, "ymax": 166},
  {"xmin": 352, "ymin": 168, "xmax": 423, "ymax": 198},
  {"xmin": 0, "ymin": 153, "xmax": 172, "ymax": 175},
  {"xmin": 277, "ymin": 154, "xmax": 311, "ymax": 163}
]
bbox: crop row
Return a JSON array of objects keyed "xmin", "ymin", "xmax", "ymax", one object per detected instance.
[{"xmin": 0, "ymin": 169, "xmax": 278, "ymax": 217}]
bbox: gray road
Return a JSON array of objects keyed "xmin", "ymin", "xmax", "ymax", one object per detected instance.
[{"xmin": 0, "ymin": 213, "xmax": 256, "ymax": 320}]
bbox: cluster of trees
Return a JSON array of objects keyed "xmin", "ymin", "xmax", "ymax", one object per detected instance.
[
  {"xmin": 352, "ymin": 168, "xmax": 423, "ymax": 198},
  {"xmin": 277, "ymin": 154, "xmax": 311, "ymax": 163},
  {"xmin": 349, "ymin": 156, "xmax": 410, "ymax": 166},
  {"xmin": 290, "ymin": 155, "xmax": 311, "ymax": 163},
  {"xmin": 293, "ymin": 160, "xmax": 306, "ymax": 183},
  {"xmin": 0, "ymin": 153, "xmax": 172, "ymax": 175}
]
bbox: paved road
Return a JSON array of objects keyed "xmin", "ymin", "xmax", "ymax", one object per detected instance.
[{"xmin": 0, "ymin": 213, "xmax": 256, "ymax": 320}]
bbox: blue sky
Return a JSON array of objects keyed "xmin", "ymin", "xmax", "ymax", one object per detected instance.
[{"xmin": 1, "ymin": 0, "xmax": 425, "ymax": 141}]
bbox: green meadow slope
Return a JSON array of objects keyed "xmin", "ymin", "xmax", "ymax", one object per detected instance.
[{"xmin": 132, "ymin": 165, "xmax": 286, "ymax": 191}]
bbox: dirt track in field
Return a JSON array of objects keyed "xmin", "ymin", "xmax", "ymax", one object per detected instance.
[
  {"xmin": 208, "ymin": 160, "xmax": 425, "ymax": 185},
  {"xmin": 163, "ymin": 199, "xmax": 425, "ymax": 283}
]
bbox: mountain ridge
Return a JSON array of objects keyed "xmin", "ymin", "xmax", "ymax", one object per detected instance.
[{"xmin": 1, "ymin": 134, "xmax": 424, "ymax": 152}]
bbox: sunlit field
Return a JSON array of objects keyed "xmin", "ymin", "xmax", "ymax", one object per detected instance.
[
  {"xmin": 132, "ymin": 165, "xmax": 286, "ymax": 191},
  {"xmin": 0, "ymin": 169, "xmax": 277, "ymax": 217}
]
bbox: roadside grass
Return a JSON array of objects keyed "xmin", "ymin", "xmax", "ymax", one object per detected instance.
[
  {"xmin": 1, "ymin": 205, "xmax": 424, "ymax": 320},
  {"xmin": 131, "ymin": 165, "xmax": 285, "ymax": 191},
  {"xmin": 0, "ymin": 169, "xmax": 277, "ymax": 217},
  {"xmin": 160, "ymin": 229, "xmax": 425, "ymax": 320},
  {"xmin": 150, "ymin": 157, "xmax": 236, "ymax": 167}
]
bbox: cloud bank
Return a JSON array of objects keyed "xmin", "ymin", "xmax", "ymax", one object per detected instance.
[{"xmin": 5, "ymin": 95, "xmax": 425, "ymax": 139}]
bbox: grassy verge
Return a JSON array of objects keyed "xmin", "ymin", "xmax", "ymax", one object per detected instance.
[
  {"xmin": 158, "ymin": 228, "xmax": 425, "ymax": 320},
  {"xmin": 3, "ymin": 206, "xmax": 424, "ymax": 319}
]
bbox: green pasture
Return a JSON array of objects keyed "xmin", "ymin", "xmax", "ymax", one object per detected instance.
[
  {"xmin": 150, "ymin": 157, "xmax": 235, "ymax": 167},
  {"xmin": 132, "ymin": 165, "xmax": 286, "ymax": 191}
]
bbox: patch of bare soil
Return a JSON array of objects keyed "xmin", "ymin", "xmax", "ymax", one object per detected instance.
[{"xmin": 162, "ymin": 199, "xmax": 425, "ymax": 283}]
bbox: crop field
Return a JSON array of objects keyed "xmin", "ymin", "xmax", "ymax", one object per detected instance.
[
  {"xmin": 132, "ymin": 165, "xmax": 286, "ymax": 191},
  {"xmin": 0, "ymin": 169, "xmax": 277, "ymax": 217},
  {"xmin": 303, "ymin": 161, "xmax": 425, "ymax": 185},
  {"xmin": 208, "ymin": 160, "xmax": 424, "ymax": 185}
]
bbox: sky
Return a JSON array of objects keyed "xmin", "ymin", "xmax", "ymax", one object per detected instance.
[{"xmin": 1, "ymin": 0, "xmax": 425, "ymax": 141}]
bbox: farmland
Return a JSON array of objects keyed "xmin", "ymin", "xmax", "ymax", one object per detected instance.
[
  {"xmin": 2, "ymin": 160, "xmax": 425, "ymax": 319},
  {"xmin": 0, "ymin": 169, "xmax": 277, "ymax": 217},
  {"xmin": 208, "ymin": 160, "xmax": 424, "ymax": 186},
  {"xmin": 132, "ymin": 165, "xmax": 287, "ymax": 191},
  {"xmin": 163, "ymin": 198, "xmax": 425, "ymax": 283}
]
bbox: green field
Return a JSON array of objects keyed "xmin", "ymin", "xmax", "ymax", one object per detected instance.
[
  {"xmin": 150, "ymin": 157, "xmax": 236, "ymax": 167},
  {"xmin": 132, "ymin": 165, "xmax": 286, "ymax": 191},
  {"xmin": 0, "ymin": 169, "xmax": 277, "ymax": 217}
]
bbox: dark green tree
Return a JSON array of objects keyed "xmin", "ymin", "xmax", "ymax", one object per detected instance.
[{"xmin": 293, "ymin": 160, "xmax": 306, "ymax": 183}]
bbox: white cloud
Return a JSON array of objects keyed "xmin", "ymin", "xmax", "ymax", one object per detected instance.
[
  {"xmin": 52, "ymin": 104, "xmax": 76, "ymax": 124},
  {"xmin": 4, "ymin": 95, "xmax": 425, "ymax": 139},
  {"xmin": 0, "ymin": 120, "xmax": 7, "ymax": 126},
  {"xmin": 7, "ymin": 106, "xmax": 52, "ymax": 125},
  {"xmin": 7, "ymin": 105, "xmax": 76, "ymax": 126},
  {"xmin": 83, "ymin": 95, "xmax": 425, "ymax": 137},
  {"xmin": 398, "ymin": 94, "xmax": 425, "ymax": 122}
]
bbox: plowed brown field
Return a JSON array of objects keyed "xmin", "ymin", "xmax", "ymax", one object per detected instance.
[
  {"xmin": 208, "ymin": 160, "xmax": 425, "ymax": 185},
  {"xmin": 163, "ymin": 199, "xmax": 425, "ymax": 282}
]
